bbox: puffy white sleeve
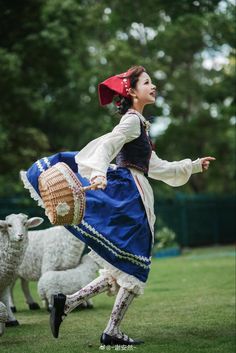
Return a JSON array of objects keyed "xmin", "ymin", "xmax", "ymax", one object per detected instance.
[
  {"xmin": 148, "ymin": 151, "xmax": 203, "ymax": 187},
  {"xmin": 75, "ymin": 113, "xmax": 140, "ymax": 180}
]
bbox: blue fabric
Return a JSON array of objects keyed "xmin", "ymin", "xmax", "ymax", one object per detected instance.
[{"xmin": 25, "ymin": 152, "xmax": 152, "ymax": 282}]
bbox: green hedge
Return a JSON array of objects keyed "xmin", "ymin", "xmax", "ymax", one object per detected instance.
[{"xmin": 155, "ymin": 193, "xmax": 236, "ymax": 246}]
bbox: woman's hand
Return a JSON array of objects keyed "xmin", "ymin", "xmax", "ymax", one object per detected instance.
[
  {"xmin": 90, "ymin": 175, "xmax": 107, "ymax": 190},
  {"xmin": 200, "ymin": 156, "xmax": 216, "ymax": 171}
]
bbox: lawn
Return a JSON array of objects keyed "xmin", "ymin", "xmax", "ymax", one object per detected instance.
[{"xmin": 0, "ymin": 245, "xmax": 235, "ymax": 353}]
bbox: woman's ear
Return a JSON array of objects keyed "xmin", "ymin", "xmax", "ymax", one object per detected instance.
[{"xmin": 128, "ymin": 88, "xmax": 137, "ymax": 98}]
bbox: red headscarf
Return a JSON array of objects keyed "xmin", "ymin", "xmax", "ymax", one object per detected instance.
[{"xmin": 98, "ymin": 67, "xmax": 145, "ymax": 106}]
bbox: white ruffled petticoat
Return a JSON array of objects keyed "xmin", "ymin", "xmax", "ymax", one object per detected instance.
[{"xmin": 89, "ymin": 250, "xmax": 146, "ymax": 296}]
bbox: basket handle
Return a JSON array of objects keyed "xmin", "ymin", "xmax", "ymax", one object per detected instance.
[{"xmin": 82, "ymin": 182, "xmax": 103, "ymax": 191}]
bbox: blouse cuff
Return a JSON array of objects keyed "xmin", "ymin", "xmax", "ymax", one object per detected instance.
[
  {"xmin": 192, "ymin": 158, "xmax": 203, "ymax": 174},
  {"xmin": 90, "ymin": 169, "xmax": 106, "ymax": 181}
]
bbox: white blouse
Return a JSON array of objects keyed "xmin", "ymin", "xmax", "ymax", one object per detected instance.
[{"xmin": 75, "ymin": 109, "xmax": 202, "ymax": 235}]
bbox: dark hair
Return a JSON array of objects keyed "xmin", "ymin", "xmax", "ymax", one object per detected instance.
[{"xmin": 117, "ymin": 65, "xmax": 146, "ymax": 115}]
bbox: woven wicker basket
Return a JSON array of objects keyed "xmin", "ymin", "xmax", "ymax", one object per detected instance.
[{"xmin": 38, "ymin": 162, "xmax": 86, "ymax": 225}]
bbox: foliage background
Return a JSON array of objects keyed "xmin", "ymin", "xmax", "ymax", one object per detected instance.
[{"xmin": 0, "ymin": 0, "xmax": 235, "ymax": 197}]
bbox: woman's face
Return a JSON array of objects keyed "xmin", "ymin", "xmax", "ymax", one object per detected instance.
[{"xmin": 132, "ymin": 72, "xmax": 157, "ymax": 105}]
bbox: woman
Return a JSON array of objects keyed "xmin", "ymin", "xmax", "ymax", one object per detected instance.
[{"xmin": 21, "ymin": 66, "xmax": 215, "ymax": 346}]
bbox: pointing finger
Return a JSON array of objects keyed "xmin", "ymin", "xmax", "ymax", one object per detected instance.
[{"xmin": 202, "ymin": 157, "xmax": 216, "ymax": 161}]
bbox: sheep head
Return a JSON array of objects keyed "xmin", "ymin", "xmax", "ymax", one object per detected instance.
[{"xmin": 0, "ymin": 213, "xmax": 44, "ymax": 242}]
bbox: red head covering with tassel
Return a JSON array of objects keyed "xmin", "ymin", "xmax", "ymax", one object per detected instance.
[{"xmin": 98, "ymin": 67, "xmax": 145, "ymax": 106}]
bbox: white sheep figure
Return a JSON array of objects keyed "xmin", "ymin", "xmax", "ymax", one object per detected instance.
[
  {"xmin": 10, "ymin": 226, "xmax": 85, "ymax": 311},
  {"xmin": 37, "ymin": 254, "xmax": 99, "ymax": 309},
  {"xmin": 0, "ymin": 213, "xmax": 43, "ymax": 335}
]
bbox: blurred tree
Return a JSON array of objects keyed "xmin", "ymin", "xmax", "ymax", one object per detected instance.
[{"xmin": 0, "ymin": 0, "xmax": 235, "ymax": 195}]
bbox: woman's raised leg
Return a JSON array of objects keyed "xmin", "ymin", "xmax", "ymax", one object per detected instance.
[{"xmin": 50, "ymin": 275, "xmax": 110, "ymax": 338}]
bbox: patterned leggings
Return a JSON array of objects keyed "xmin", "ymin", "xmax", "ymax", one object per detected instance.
[{"xmin": 64, "ymin": 275, "xmax": 135, "ymax": 338}]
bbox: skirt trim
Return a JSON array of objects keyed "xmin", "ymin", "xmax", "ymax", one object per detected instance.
[
  {"xmin": 80, "ymin": 220, "xmax": 150, "ymax": 263},
  {"xmin": 72, "ymin": 224, "xmax": 151, "ymax": 269}
]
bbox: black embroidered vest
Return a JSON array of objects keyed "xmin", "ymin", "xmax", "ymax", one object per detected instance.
[{"xmin": 116, "ymin": 118, "xmax": 153, "ymax": 175}]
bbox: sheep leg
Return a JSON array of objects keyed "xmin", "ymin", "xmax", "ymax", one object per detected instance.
[
  {"xmin": 0, "ymin": 323, "xmax": 5, "ymax": 336},
  {"xmin": 2, "ymin": 287, "xmax": 19, "ymax": 326},
  {"xmin": 0, "ymin": 302, "xmax": 8, "ymax": 336},
  {"xmin": 9, "ymin": 280, "xmax": 17, "ymax": 312},
  {"xmin": 44, "ymin": 298, "xmax": 50, "ymax": 312},
  {"xmin": 20, "ymin": 278, "xmax": 40, "ymax": 310},
  {"xmin": 86, "ymin": 298, "xmax": 94, "ymax": 308}
]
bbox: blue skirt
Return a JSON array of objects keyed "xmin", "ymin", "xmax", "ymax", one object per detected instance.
[{"xmin": 23, "ymin": 152, "xmax": 152, "ymax": 283}]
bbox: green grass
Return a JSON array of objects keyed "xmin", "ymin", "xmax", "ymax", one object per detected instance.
[{"xmin": 1, "ymin": 245, "xmax": 235, "ymax": 353}]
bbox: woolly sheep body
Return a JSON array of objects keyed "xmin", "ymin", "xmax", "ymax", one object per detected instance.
[
  {"xmin": 18, "ymin": 226, "xmax": 85, "ymax": 280},
  {"xmin": 37, "ymin": 254, "xmax": 99, "ymax": 307}
]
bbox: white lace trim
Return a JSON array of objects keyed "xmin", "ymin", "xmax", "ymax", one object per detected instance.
[
  {"xmin": 89, "ymin": 251, "xmax": 145, "ymax": 296},
  {"xmin": 20, "ymin": 157, "xmax": 51, "ymax": 209},
  {"xmin": 81, "ymin": 220, "xmax": 151, "ymax": 263},
  {"xmin": 73, "ymin": 224, "xmax": 150, "ymax": 269},
  {"xmin": 20, "ymin": 171, "xmax": 44, "ymax": 208}
]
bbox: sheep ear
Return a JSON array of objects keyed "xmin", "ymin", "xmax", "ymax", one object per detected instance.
[
  {"xmin": 0, "ymin": 220, "xmax": 7, "ymax": 231},
  {"xmin": 27, "ymin": 217, "xmax": 44, "ymax": 229}
]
